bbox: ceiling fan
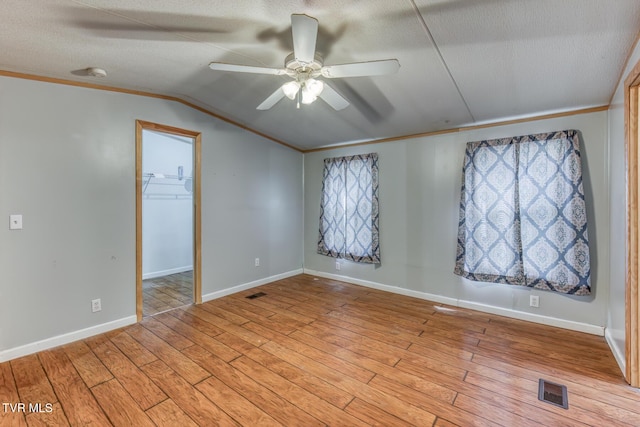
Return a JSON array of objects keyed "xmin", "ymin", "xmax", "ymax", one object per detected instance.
[{"xmin": 209, "ymin": 14, "xmax": 400, "ymax": 111}]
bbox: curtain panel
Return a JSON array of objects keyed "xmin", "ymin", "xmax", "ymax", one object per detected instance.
[
  {"xmin": 317, "ymin": 153, "xmax": 380, "ymax": 263},
  {"xmin": 454, "ymin": 130, "xmax": 591, "ymax": 295}
]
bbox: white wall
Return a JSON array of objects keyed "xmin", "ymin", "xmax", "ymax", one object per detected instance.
[
  {"xmin": 304, "ymin": 111, "xmax": 609, "ymax": 333},
  {"xmin": 142, "ymin": 130, "xmax": 193, "ymax": 278},
  {"xmin": 608, "ymin": 40, "xmax": 640, "ymax": 372},
  {"xmin": 0, "ymin": 76, "xmax": 303, "ymax": 360}
]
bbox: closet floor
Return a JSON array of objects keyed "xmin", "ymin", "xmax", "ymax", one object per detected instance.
[{"xmin": 143, "ymin": 271, "xmax": 193, "ymax": 317}]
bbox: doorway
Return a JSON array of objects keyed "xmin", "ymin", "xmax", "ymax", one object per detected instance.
[
  {"xmin": 626, "ymin": 59, "xmax": 640, "ymax": 387},
  {"xmin": 136, "ymin": 120, "xmax": 202, "ymax": 320}
]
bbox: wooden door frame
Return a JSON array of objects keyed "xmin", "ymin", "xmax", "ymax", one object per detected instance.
[
  {"xmin": 135, "ymin": 120, "xmax": 202, "ymax": 321},
  {"xmin": 626, "ymin": 59, "xmax": 640, "ymax": 387}
]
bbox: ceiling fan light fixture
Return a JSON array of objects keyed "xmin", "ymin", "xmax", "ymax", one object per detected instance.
[
  {"xmin": 301, "ymin": 89, "xmax": 318, "ymax": 104},
  {"xmin": 282, "ymin": 81, "xmax": 300, "ymax": 100},
  {"xmin": 306, "ymin": 79, "xmax": 324, "ymax": 96},
  {"xmin": 301, "ymin": 91, "xmax": 316, "ymax": 105},
  {"xmin": 301, "ymin": 79, "xmax": 324, "ymax": 104}
]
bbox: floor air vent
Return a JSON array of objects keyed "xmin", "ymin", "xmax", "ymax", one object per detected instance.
[
  {"xmin": 245, "ymin": 292, "xmax": 267, "ymax": 299},
  {"xmin": 538, "ymin": 379, "xmax": 568, "ymax": 409}
]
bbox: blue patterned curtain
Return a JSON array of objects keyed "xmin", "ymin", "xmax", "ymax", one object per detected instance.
[
  {"xmin": 454, "ymin": 130, "xmax": 590, "ymax": 295},
  {"xmin": 318, "ymin": 153, "xmax": 380, "ymax": 263}
]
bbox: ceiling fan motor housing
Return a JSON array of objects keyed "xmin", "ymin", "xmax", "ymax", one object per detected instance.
[{"xmin": 285, "ymin": 52, "xmax": 323, "ymax": 77}]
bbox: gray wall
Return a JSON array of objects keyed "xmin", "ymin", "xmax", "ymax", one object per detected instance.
[
  {"xmin": 0, "ymin": 67, "xmax": 629, "ymax": 363},
  {"xmin": 304, "ymin": 111, "xmax": 609, "ymax": 330},
  {"xmin": 0, "ymin": 76, "xmax": 303, "ymax": 355},
  {"xmin": 607, "ymin": 41, "xmax": 640, "ymax": 371}
]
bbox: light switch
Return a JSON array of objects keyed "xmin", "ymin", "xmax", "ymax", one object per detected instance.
[{"xmin": 9, "ymin": 215, "xmax": 23, "ymax": 230}]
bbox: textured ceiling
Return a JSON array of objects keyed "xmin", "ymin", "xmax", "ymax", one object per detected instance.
[{"xmin": 1, "ymin": 0, "xmax": 639, "ymax": 150}]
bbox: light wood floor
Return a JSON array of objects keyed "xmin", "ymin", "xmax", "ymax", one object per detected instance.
[
  {"xmin": 2, "ymin": 274, "xmax": 639, "ymax": 426},
  {"xmin": 143, "ymin": 271, "xmax": 193, "ymax": 317}
]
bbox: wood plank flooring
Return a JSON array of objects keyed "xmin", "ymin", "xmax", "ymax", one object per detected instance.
[
  {"xmin": 143, "ymin": 271, "xmax": 193, "ymax": 317},
  {"xmin": 2, "ymin": 274, "xmax": 639, "ymax": 426}
]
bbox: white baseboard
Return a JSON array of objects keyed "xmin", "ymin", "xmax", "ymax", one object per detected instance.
[
  {"xmin": 0, "ymin": 315, "xmax": 137, "ymax": 363},
  {"xmin": 605, "ymin": 328, "xmax": 626, "ymax": 376},
  {"xmin": 304, "ymin": 269, "xmax": 604, "ymax": 336},
  {"xmin": 202, "ymin": 269, "xmax": 304, "ymax": 303},
  {"xmin": 143, "ymin": 265, "xmax": 193, "ymax": 280},
  {"xmin": 458, "ymin": 300, "xmax": 603, "ymax": 335},
  {"xmin": 305, "ymin": 269, "xmax": 459, "ymax": 306}
]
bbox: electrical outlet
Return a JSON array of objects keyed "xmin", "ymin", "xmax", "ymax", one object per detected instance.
[
  {"xmin": 255, "ymin": 258, "xmax": 260, "ymax": 267},
  {"xmin": 9, "ymin": 214, "xmax": 23, "ymax": 230},
  {"xmin": 335, "ymin": 261, "xmax": 341, "ymax": 271},
  {"xmin": 530, "ymin": 295, "xmax": 540, "ymax": 308},
  {"xmin": 91, "ymin": 299, "xmax": 102, "ymax": 313}
]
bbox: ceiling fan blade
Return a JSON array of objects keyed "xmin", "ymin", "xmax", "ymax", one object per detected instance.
[
  {"xmin": 291, "ymin": 14, "xmax": 318, "ymax": 64},
  {"xmin": 209, "ymin": 62, "xmax": 287, "ymax": 75},
  {"xmin": 257, "ymin": 87, "xmax": 286, "ymax": 110},
  {"xmin": 321, "ymin": 59, "xmax": 400, "ymax": 78},
  {"xmin": 319, "ymin": 84, "xmax": 349, "ymax": 110}
]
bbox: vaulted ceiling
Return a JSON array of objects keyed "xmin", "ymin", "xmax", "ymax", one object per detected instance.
[{"xmin": 2, "ymin": 0, "xmax": 640, "ymax": 150}]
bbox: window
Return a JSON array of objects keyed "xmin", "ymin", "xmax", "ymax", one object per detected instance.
[
  {"xmin": 454, "ymin": 130, "xmax": 591, "ymax": 295},
  {"xmin": 318, "ymin": 153, "xmax": 380, "ymax": 263}
]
